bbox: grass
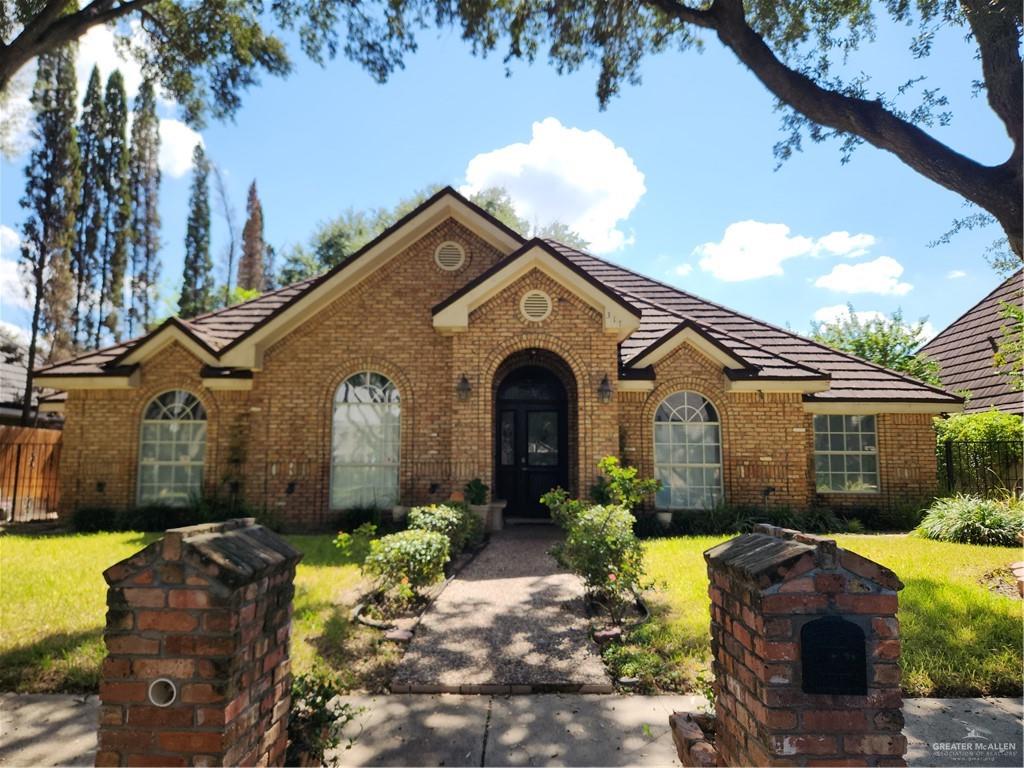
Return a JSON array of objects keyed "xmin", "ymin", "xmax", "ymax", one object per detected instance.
[
  {"xmin": 1, "ymin": 531, "xmax": 1020, "ymax": 697},
  {"xmin": 0, "ymin": 531, "xmax": 399, "ymax": 693},
  {"xmin": 604, "ymin": 534, "xmax": 1023, "ymax": 698}
]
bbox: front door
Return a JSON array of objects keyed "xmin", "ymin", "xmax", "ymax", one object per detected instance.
[{"xmin": 494, "ymin": 366, "xmax": 569, "ymax": 518}]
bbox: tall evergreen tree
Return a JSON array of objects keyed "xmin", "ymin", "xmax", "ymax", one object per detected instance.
[
  {"xmin": 262, "ymin": 243, "xmax": 277, "ymax": 291},
  {"xmin": 179, "ymin": 143, "xmax": 213, "ymax": 317},
  {"xmin": 95, "ymin": 70, "xmax": 131, "ymax": 345},
  {"xmin": 19, "ymin": 44, "xmax": 80, "ymax": 423},
  {"xmin": 238, "ymin": 180, "xmax": 264, "ymax": 291},
  {"xmin": 128, "ymin": 78, "xmax": 161, "ymax": 335},
  {"xmin": 71, "ymin": 65, "xmax": 104, "ymax": 348}
]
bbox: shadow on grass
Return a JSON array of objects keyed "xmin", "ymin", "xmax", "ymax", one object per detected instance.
[
  {"xmin": 0, "ymin": 628, "xmax": 104, "ymax": 693},
  {"xmin": 899, "ymin": 576, "xmax": 1023, "ymax": 697}
]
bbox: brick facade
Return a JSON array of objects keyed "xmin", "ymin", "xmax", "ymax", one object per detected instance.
[
  {"xmin": 57, "ymin": 218, "xmax": 940, "ymax": 529},
  {"xmin": 95, "ymin": 519, "xmax": 300, "ymax": 767}
]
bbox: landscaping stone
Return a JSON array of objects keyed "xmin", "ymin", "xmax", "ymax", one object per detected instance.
[
  {"xmin": 391, "ymin": 526, "xmax": 611, "ymax": 692},
  {"xmin": 384, "ymin": 629, "xmax": 414, "ymax": 643},
  {"xmin": 593, "ymin": 627, "xmax": 622, "ymax": 644}
]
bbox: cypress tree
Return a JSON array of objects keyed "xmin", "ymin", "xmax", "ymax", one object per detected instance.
[
  {"xmin": 262, "ymin": 243, "xmax": 277, "ymax": 291},
  {"xmin": 19, "ymin": 44, "xmax": 81, "ymax": 423},
  {"xmin": 95, "ymin": 70, "xmax": 130, "ymax": 345},
  {"xmin": 128, "ymin": 79, "xmax": 161, "ymax": 335},
  {"xmin": 72, "ymin": 66, "xmax": 104, "ymax": 348},
  {"xmin": 238, "ymin": 180, "xmax": 264, "ymax": 291},
  {"xmin": 179, "ymin": 144, "xmax": 213, "ymax": 317}
]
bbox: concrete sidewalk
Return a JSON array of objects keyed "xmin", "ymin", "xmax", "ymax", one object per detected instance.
[{"xmin": 3, "ymin": 693, "xmax": 1020, "ymax": 767}]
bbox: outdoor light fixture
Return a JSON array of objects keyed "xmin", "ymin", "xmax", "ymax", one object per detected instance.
[
  {"xmin": 597, "ymin": 375, "xmax": 613, "ymax": 403},
  {"xmin": 456, "ymin": 374, "xmax": 472, "ymax": 401}
]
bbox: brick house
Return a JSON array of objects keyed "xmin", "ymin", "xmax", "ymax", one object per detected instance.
[{"xmin": 36, "ymin": 188, "xmax": 962, "ymax": 529}]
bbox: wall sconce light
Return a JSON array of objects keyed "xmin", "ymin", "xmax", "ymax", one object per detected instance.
[
  {"xmin": 456, "ymin": 374, "xmax": 472, "ymax": 401},
  {"xmin": 597, "ymin": 374, "xmax": 613, "ymax": 403}
]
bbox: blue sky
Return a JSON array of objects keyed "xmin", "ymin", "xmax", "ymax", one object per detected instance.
[{"xmin": 0, "ymin": 15, "xmax": 1013, "ymax": 347}]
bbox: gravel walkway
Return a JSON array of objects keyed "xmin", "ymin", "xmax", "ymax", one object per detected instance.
[{"xmin": 391, "ymin": 526, "xmax": 612, "ymax": 693}]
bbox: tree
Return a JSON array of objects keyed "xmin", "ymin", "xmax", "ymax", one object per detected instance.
[
  {"xmin": 19, "ymin": 43, "xmax": 80, "ymax": 423},
  {"xmin": 127, "ymin": 78, "xmax": 161, "ymax": 336},
  {"xmin": 211, "ymin": 163, "xmax": 238, "ymax": 303},
  {"xmin": 535, "ymin": 221, "xmax": 590, "ymax": 250},
  {"xmin": 6, "ymin": 2, "xmax": 1018, "ymax": 257},
  {"xmin": 262, "ymin": 243, "xmax": 278, "ymax": 291},
  {"xmin": 811, "ymin": 306, "xmax": 942, "ymax": 386},
  {"xmin": 238, "ymin": 181, "xmax": 265, "ymax": 291},
  {"xmin": 95, "ymin": 70, "xmax": 130, "ymax": 345},
  {"xmin": 993, "ymin": 300, "xmax": 1023, "ymax": 392},
  {"xmin": 72, "ymin": 65, "xmax": 104, "ymax": 348},
  {"xmin": 179, "ymin": 143, "xmax": 213, "ymax": 318}
]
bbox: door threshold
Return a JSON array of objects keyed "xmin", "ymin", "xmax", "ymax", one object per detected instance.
[{"xmin": 503, "ymin": 517, "xmax": 556, "ymax": 526}]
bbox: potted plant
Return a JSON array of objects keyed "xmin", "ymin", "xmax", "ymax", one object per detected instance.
[
  {"xmin": 464, "ymin": 478, "xmax": 491, "ymax": 529},
  {"xmin": 656, "ymin": 510, "xmax": 673, "ymax": 528}
]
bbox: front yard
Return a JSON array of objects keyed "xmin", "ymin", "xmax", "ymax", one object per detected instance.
[{"xmin": 0, "ymin": 531, "xmax": 1020, "ymax": 697}]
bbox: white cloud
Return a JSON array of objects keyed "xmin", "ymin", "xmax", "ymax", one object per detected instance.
[
  {"xmin": 461, "ymin": 117, "xmax": 646, "ymax": 253},
  {"xmin": 0, "ymin": 257, "xmax": 30, "ymax": 311},
  {"xmin": 814, "ymin": 256, "xmax": 913, "ymax": 296},
  {"xmin": 159, "ymin": 119, "xmax": 203, "ymax": 178},
  {"xmin": 674, "ymin": 263, "xmax": 693, "ymax": 278},
  {"xmin": 920, "ymin": 320, "xmax": 937, "ymax": 342},
  {"xmin": 0, "ymin": 225, "xmax": 20, "ymax": 259},
  {"xmin": 812, "ymin": 305, "xmax": 887, "ymax": 325},
  {"xmin": 0, "ymin": 320, "xmax": 30, "ymax": 346},
  {"xmin": 693, "ymin": 221, "xmax": 877, "ymax": 282},
  {"xmin": 946, "ymin": 269, "xmax": 967, "ymax": 279}
]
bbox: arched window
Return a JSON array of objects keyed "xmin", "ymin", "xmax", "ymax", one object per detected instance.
[
  {"xmin": 138, "ymin": 390, "xmax": 207, "ymax": 505},
  {"xmin": 653, "ymin": 391, "xmax": 722, "ymax": 510},
  {"xmin": 331, "ymin": 372, "xmax": 400, "ymax": 509}
]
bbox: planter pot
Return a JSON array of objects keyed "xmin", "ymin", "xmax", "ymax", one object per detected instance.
[
  {"xmin": 487, "ymin": 501, "xmax": 506, "ymax": 532},
  {"xmin": 391, "ymin": 505, "xmax": 408, "ymax": 524},
  {"xmin": 656, "ymin": 512, "xmax": 673, "ymax": 528},
  {"xmin": 469, "ymin": 504, "xmax": 489, "ymax": 528}
]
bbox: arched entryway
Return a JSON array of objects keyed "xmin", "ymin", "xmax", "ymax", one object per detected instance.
[{"xmin": 493, "ymin": 351, "xmax": 577, "ymax": 518}]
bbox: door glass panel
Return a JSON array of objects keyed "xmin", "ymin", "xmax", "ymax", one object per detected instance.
[
  {"xmin": 527, "ymin": 411, "xmax": 558, "ymax": 466},
  {"xmin": 500, "ymin": 411, "xmax": 515, "ymax": 466}
]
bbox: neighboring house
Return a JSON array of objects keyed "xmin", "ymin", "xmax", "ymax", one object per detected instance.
[
  {"xmin": 36, "ymin": 189, "xmax": 962, "ymax": 528},
  {"xmin": 0, "ymin": 341, "xmax": 63, "ymax": 427},
  {"xmin": 919, "ymin": 269, "xmax": 1023, "ymax": 414}
]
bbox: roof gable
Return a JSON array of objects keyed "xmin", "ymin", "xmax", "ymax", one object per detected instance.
[{"xmin": 431, "ymin": 240, "xmax": 642, "ymax": 340}]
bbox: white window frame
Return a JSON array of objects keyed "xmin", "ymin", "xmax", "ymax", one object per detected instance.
[
  {"xmin": 330, "ymin": 371, "xmax": 401, "ymax": 510},
  {"xmin": 653, "ymin": 391, "xmax": 723, "ymax": 511},
  {"xmin": 813, "ymin": 414, "xmax": 880, "ymax": 494},
  {"xmin": 137, "ymin": 390, "xmax": 207, "ymax": 506}
]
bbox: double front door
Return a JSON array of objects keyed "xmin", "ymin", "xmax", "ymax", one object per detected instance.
[{"xmin": 494, "ymin": 366, "xmax": 569, "ymax": 518}]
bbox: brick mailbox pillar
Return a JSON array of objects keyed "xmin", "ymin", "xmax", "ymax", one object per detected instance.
[
  {"xmin": 705, "ymin": 524, "xmax": 906, "ymax": 767},
  {"xmin": 95, "ymin": 518, "xmax": 302, "ymax": 767}
]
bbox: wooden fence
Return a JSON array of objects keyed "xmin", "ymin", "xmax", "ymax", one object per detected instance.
[{"xmin": 0, "ymin": 426, "xmax": 62, "ymax": 523}]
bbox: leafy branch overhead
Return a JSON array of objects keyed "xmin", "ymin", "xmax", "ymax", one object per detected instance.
[{"xmin": 3, "ymin": 1, "xmax": 1021, "ymax": 254}]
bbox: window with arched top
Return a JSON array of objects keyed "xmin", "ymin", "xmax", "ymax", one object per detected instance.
[
  {"xmin": 138, "ymin": 390, "xmax": 207, "ymax": 505},
  {"xmin": 653, "ymin": 391, "xmax": 723, "ymax": 510},
  {"xmin": 331, "ymin": 372, "xmax": 401, "ymax": 509}
]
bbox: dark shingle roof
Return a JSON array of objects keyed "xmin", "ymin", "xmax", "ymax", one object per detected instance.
[
  {"xmin": 919, "ymin": 270, "xmax": 1023, "ymax": 413},
  {"xmin": 34, "ymin": 198, "xmax": 962, "ymax": 406}
]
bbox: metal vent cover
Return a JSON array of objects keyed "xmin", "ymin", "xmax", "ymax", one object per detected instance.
[
  {"xmin": 520, "ymin": 290, "xmax": 552, "ymax": 322},
  {"xmin": 434, "ymin": 241, "xmax": 466, "ymax": 271}
]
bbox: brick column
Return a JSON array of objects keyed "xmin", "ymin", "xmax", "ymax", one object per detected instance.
[
  {"xmin": 95, "ymin": 518, "xmax": 302, "ymax": 767},
  {"xmin": 705, "ymin": 524, "xmax": 906, "ymax": 767}
]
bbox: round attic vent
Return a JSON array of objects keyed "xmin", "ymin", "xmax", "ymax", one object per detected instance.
[
  {"xmin": 520, "ymin": 290, "xmax": 552, "ymax": 322},
  {"xmin": 434, "ymin": 241, "xmax": 466, "ymax": 271}
]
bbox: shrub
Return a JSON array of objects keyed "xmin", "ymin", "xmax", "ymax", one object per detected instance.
[
  {"xmin": 286, "ymin": 668, "xmax": 361, "ymax": 767},
  {"xmin": 541, "ymin": 486, "xmax": 588, "ymax": 529},
  {"xmin": 935, "ymin": 410, "xmax": 1024, "ymax": 444},
  {"xmin": 333, "ymin": 522, "xmax": 378, "ymax": 564},
  {"xmin": 464, "ymin": 478, "xmax": 488, "ymax": 505},
  {"xmin": 915, "ymin": 495, "xmax": 1024, "ymax": 546},
  {"xmin": 463, "ymin": 505, "xmax": 486, "ymax": 549},
  {"xmin": 558, "ymin": 504, "xmax": 647, "ymax": 623},
  {"xmin": 408, "ymin": 504, "xmax": 468, "ymax": 554},
  {"xmin": 362, "ymin": 529, "xmax": 449, "ymax": 596},
  {"xmin": 336, "ymin": 506, "xmax": 384, "ymax": 531},
  {"xmin": 594, "ymin": 456, "xmax": 660, "ymax": 512},
  {"xmin": 71, "ymin": 506, "xmax": 119, "ymax": 533}
]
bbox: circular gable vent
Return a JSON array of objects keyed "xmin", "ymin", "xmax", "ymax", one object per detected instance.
[
  {"xmin": 434, "ymin": 241, "xmax": 466, "ymax": 271},
  {"xmin": 520, "ymin": 290, "xmax": 552, "ymax": 322}
]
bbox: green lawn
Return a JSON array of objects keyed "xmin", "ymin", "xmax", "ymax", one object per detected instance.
[
  {"xmin": 620, "ymin": 534, "xmax": 1023, "ymax": 697},
  {"xmin": 0, "ymin": 532, "xmax": 398, "ymax": 693},
  {"xmin": 1, "ymin": 531, "xmax": 1020, "ymax": 697}
]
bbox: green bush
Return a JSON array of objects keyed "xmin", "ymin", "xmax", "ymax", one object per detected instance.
[
  {"xmin": 362, "ymin": 529, "xmax": 449, "ymax": 596},
  {"xmin": 463, "ymin": 505, "xmax": 485, "ymax": 549},
  {"xmin": 336, "ymin": 506, "xmax": 384, "ymax": 531},
  {"xmin": 70, "ymin": 506, "xmax": 119, "ymax": 533},
  {"xmin": 594, "ymin": 456, "xmax": 661, "ymax": 512},
  {"xmin": 935, "ymin": 410, "xmax": 1024, "ymax": 444},
  {"xmin": 464, "ymin": 478, "xmax": 488, "ymax": 505},
  {"xmin": 541, "ymin": 486, "xmax": 588, "ymax": 529},
  {"xmin": 915, "ymin": 494, "xmax": 1024, "ymax": 546},
  {"xmin": 333, "ymin": 522, "xmax": 378, "ymax": 564},
  {"xmin": 286, "ymin": 668, "xmax": 361, "ymax": 767},
  {"xmin": 408, "ymin": 504, "xmax": 469, "ymax": 554},
  {"xmin": 558, "ymin": 504, "xmax": 647, "ymax": 623}
]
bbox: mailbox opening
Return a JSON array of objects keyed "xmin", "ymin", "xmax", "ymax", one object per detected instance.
[{"xmin": 801, "ymin": 616, "xmax": 868, "ymax": 695}]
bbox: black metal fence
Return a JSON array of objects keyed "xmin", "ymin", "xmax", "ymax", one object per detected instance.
[{"xmin": 938, "ymin": 440, "xmax": 1023, "ymax": 497}]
